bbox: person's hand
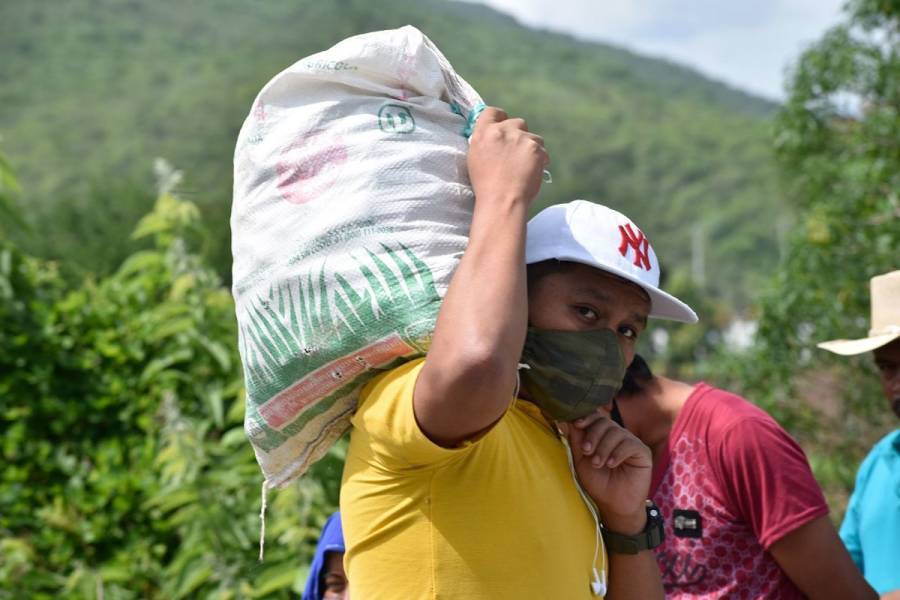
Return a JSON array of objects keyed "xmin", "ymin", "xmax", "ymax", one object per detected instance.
[
  {"xmin": 561, "ymin": 410, "xmax": 652, "ymax": 534},
  {"xmin": 466, "ymin": 107, "xmax": 548, "ymax": 207}
]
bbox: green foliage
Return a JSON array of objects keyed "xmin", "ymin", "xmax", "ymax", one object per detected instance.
[
  {"xmin": 0, "ymin": 0, "xmax": 779, "ymax": 306},
  {"xmin": 0, "ymin": 160, "xmax": 339, "ymax": 598},
  {"xmin": 714, "ymin": 0, "xmax": 899, "ymax": 515},
  {"xmin": 0, "ymin": 150, "xmax": 26, "ymax": 235},
  {"xmin": 25, "ymin": 177, "xmax": 157, "ymax": 279},
  {"xmin": 641, "ymin": 271, "xmax": 737, "ymax": 380}
]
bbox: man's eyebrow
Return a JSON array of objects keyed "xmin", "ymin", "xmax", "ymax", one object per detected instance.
[
  {"xmin": 574, "ymin": 287, "xmax": 612, "ymax": 304},
  {"xmin": 632, "ymin": 312, "xmax": 649, "ymax": 328}
]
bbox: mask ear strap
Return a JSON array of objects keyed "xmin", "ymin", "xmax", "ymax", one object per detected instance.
[{"xmin": 513, "ymin": 363, "xmax": 530, "ymax": 399}]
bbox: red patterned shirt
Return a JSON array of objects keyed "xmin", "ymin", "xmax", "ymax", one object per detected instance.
[{"xmin": 650, "ymin": 384, "xmax": 829, "ymax": 599}]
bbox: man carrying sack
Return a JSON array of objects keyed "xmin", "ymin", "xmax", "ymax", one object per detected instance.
[
  {"xmin": 818, "ymin": 270, "xmax": 900, "ymax": 598},
  {"xmin": 340, "ymin": 107, "xmax": 699, "ymax": 599}
]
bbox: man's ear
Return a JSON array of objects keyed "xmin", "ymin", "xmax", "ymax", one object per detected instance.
[{"xmin": 599, "ymin": 403, "xmax": 614, "ymax": 417}]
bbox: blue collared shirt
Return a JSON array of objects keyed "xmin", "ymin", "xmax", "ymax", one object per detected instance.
[{"xmin": 840, "ymin": 429, "xmax": 900, "ymax": 595}]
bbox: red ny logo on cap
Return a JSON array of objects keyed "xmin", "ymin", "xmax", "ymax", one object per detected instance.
[{"xmin": 618, "ymin": 224, "xmax": 652, "ymax": 271}]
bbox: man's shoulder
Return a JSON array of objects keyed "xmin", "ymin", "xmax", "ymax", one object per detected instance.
[
  {"xmin": 349, "ymin": 357, "xmax": 539, "ymax": 469},
  {"xmin": 687, "ymin": 383, "xmax": 779, "ymax": 436},
  {"xmin": 357, "ymin": 358, "xmax": 425, "ymax": 408},
  {"xmin": 851, "ymin": 429, "xmax": 900, "ymax": 502},
  {"xmin": 874, "ymin": 428, "xmax": 900, "ymax": 451},
  {"xmin": 863, "ymin": 429, "xmax": 900, "ymax": 464}
]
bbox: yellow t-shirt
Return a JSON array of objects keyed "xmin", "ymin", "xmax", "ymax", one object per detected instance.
[{"xmin": 340, "ymin": 358, "xmax": 608, "ymax": 599}]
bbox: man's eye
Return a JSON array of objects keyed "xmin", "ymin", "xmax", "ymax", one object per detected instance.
[
  {"xmin": 576, "ymin": 306, "xmax": 598, "ymax": 320},
  {"xmin": 619, "ymin": 326, "xmax": 638, "ymax": 340}
]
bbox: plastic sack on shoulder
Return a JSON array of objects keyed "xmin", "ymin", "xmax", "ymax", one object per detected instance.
[{"xmin": 232, "ymin": 26, "xmax": 483, "ymax": 487}]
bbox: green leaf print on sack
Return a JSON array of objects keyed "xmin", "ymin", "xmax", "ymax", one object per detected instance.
[{"xmin": 239, "ymin": 243, "xmax": 439, "ymax": 451}]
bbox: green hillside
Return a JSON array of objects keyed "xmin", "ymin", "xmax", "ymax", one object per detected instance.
[{"xmin": 0, "ymin": 0, "xmax": 781, "ymax": 307}]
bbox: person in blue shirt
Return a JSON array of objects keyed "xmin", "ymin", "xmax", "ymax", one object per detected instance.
[
  {"xmin": 302, "ymin": 512, "xmax": 348, "ymax": 600},
  {"xmin": 818, "ymin": 270, "xmax": 900, "ymax": 598}
]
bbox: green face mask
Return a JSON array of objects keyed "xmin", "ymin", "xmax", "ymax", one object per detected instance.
[{"xmin": 519, "ymin": 327, "xmax": 626, "ymax": 423}]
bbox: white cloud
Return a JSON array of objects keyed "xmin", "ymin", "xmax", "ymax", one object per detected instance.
[{"xmin": 463, "ymin": 0, "xmax": 846, "ymax": 100}]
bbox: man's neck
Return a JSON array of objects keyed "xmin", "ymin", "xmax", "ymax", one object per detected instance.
[{"xmin": 635, "ymin": 377, "xmax": 696, "ymax": 458}]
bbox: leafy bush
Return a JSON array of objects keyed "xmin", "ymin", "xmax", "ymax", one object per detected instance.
[
  {"xmin": 0, "ymin": 160, "xmax": 340, "ymax": 598},
  {"xmin": 706, "ymin": 0, "xmax": 899, "ymax": 518}
]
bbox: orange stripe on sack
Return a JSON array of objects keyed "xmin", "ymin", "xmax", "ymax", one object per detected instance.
[{"xmin": 259, "ymin": 334, "xmax": 415, "ymax": 429}]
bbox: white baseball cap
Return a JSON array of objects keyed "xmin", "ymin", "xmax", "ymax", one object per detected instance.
[{"xmin": 525, "ymin": 200, "xmax": 698, "ymax": 323}]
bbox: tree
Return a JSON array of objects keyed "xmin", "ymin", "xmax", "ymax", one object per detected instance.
[
  {"xmin": 0, "ymin": 151, "xmax": 27, "ymax": 236},
  {"xmin": 715, "ymin": 0, "xmax": 898, "ymax": 511},
  {"xmin": 1, "ymin": 157, "xmax": 338, "ymax": 598}
]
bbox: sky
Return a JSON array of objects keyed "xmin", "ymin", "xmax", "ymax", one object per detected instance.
[{"xmin": 465, "ymin": 0, "xmax": 846, "ymax": 101}]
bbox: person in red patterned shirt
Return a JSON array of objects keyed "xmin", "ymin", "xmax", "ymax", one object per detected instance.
[{"xmin": 592, "ymin": 354, "xmax": 876, "ymax": 599}]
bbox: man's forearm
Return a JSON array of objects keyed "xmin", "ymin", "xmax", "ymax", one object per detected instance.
[
  {"xmin": 604, "ymin": 512, "xmax": 664, "ymax": 600},
  {"xmin": 606, "ymin": 552, "xmax": 664, "ymax": 600},
  {"xmin": 413, "ymin": 108, "xmax": 546, "ymax": 446},
  {"xmin": 435, "ymin": 196, "xmax": 530, "ymax": 367},
  {"xmin": 414, "ymin": 197, "xmax": 530, "ymax": 445},
  {"xmin": 769, "ymin": 516, "xmax": 877, "ymax": 599},
  {"xmin": 566, "ymin": 414, "xmax": 662, "ymax": 598}
]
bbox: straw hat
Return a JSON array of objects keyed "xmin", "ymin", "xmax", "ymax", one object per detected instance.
[{"xmin": 818, "ymin": 270, "xmax": 900, "ymax": 356}]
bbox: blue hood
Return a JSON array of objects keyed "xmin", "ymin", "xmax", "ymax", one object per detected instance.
[{"xmin": 302, "ymin": 512, "xmax": 345, "ymax": 600}]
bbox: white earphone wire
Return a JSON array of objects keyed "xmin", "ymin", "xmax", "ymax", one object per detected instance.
[{"xmin": 559, "ymin": 433, "xmax": 607, "ymax": 597}]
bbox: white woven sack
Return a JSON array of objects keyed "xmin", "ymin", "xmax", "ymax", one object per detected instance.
[{"xmin": 232, "ymin": 26, "xmax": 483, "ymax": 487}]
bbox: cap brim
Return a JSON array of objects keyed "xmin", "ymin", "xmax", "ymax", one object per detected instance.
[
  {"xmin": 645, "ymin": 286, "xmax": 699, "ymax": 324},
  {"xmin": 817, "ymin": 332, "xmax": 900, "ymax": 356}
]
